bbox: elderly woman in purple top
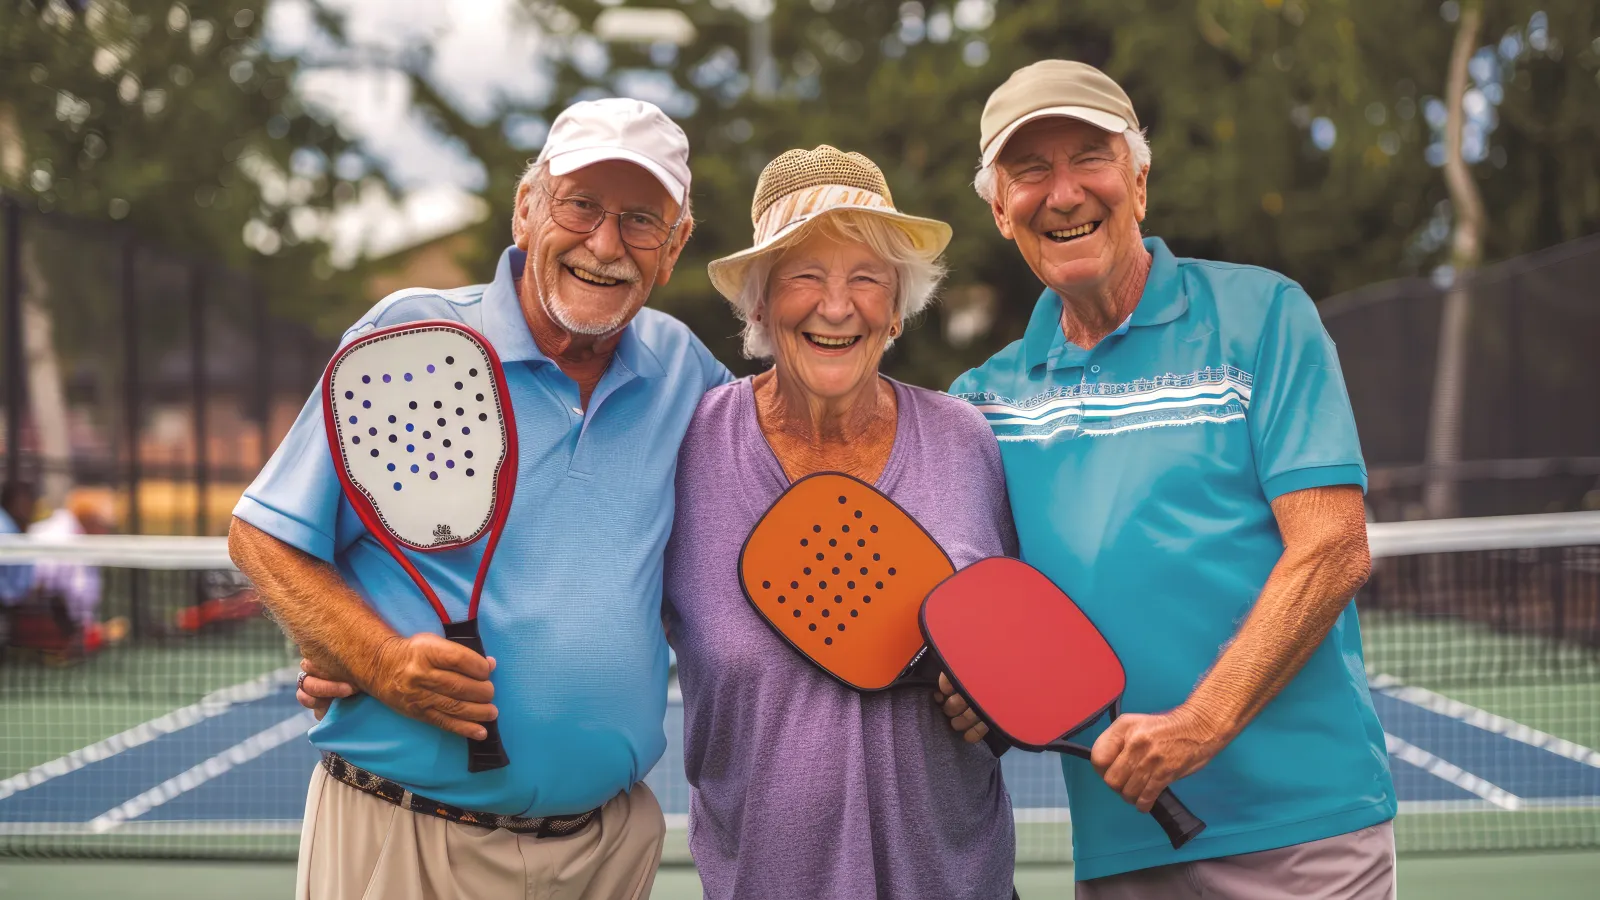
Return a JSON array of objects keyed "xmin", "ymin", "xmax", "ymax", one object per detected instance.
[{"xmin": 665, "ymin": 146, "xmax": 1017, "ymax": 900}]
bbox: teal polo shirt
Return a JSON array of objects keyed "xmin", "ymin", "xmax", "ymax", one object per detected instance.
[
  {"xmin": 235, "ymin": 246, "xmax": 730, "ymax": 817},
  {"xmin": 951, "ymin": 237, "xmax": 1395, "ymax": 879}
]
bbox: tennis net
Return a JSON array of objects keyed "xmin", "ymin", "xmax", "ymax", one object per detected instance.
[{"xmin": 1, "ymin": 513, "xmax": 1596, "ymax": 862}]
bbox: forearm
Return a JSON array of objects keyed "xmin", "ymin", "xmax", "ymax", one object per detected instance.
[
  {"xmin": 227, "ymin": 516, "xmax": 395, "ymax": 688},
  {"xmin": 1180, "ymin": 486, "xmax": 1371, "ymax": 744}
]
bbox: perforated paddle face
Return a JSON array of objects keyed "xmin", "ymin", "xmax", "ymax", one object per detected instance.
[
  {"xmin": 921, "ymin": 557, "xmax": 1126, "ymax": 749},
  {"xmin": 325, "ymin": 323, "xmax": 510, "ymax": 552},
  {"xmin": 740, "ymin": 472, "xmax": 953, "ymax": 691}
]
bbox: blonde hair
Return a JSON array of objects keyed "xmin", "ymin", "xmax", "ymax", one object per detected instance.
[{"xmin": 731, "ymin": 211, "xmax": 947, "ymax": 359}]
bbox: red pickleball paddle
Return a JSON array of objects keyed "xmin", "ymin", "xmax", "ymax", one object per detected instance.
[{"xmin": 920, "ymin": 557, "xmax": 1206, "ymax": 849}]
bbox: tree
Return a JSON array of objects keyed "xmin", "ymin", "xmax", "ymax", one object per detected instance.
[
  {"xmin": 1, "ymin": 0, "xmax": 375, "ymax": 507},
  {"xmin": 344, "ymin": 0, "xmax": 1600, "ymax": 393},
  {"xmin": 1424, "ymin": 0, "xmax": 1488, "ymax": 519}
]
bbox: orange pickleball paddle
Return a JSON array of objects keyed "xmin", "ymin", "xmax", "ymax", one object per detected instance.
[{"xmin": 739, "ymin": 472, "xmax": 953, "ymax": 692}]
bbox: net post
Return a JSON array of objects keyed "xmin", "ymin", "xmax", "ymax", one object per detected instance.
[
  {"xmin": 3, "ymin": 197, "xmax": 24, "ymax": 490},
  {"xmin": 189, "ymin": 263, "xmax": 208, "ymax": 536},
  {"xmin": 252, "ymin": 280, "xmax": 270, "ymax": 473},
  {"xmin": 120, "ymin": 236, "xmax": 145, "ymax": 638}
]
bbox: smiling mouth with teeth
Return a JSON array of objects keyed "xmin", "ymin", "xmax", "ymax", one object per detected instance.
[
  {"xmin": 805, "ymin": 333, "xmax": 861, "ymax": 349},
  {"xmin": 566, "ymin": 265, "xmax": 622, "ymax": 286},
  {"xmin": 1046, "ymin": 221, "xmax": 1101, "ymax": 242}
]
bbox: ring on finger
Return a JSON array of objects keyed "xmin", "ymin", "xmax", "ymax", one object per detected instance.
[{"xmin": 297, "ymin": 671, "xmax": 309, "ymax": 691}]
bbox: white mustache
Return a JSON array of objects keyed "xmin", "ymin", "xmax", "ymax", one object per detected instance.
[{"xmin": 559, "ymin": 250, "xmax": 641, "ymax": 284}]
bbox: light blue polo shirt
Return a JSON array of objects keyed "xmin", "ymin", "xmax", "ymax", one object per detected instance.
[
  {"xmin": 952, "ymin": 237, "xmax": 1395, "ymax": 879},
  {"xmin": 235, "ymin": 246, "xmax": 730, "ymax": 817}
]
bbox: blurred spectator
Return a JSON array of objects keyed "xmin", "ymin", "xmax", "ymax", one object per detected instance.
[
  {"xmin": 0, "ymin": 480, "xmax": 38, "ymax": 607},
  {"xmin": 25, "ymin": 491, "xmax": 126, "ymax": 655}
]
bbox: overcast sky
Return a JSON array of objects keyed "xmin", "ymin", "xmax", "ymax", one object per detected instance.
[{"xmin": 263, "ymin": 0, "xmax": 554, "ymax": 260}]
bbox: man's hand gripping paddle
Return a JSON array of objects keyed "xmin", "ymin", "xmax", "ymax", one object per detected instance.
[
  {"xmin": 739, "ymin": 472, "xmax": 1008, "ymax": 755},
  {"xmin": 920, "ymin": 557, "xmax": 1207, "ymax": 849},
  {"xmin": 322, "ymin": 320, "xmax": 517, "ymax": 772}
]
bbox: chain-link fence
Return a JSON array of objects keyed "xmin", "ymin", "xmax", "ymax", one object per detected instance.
[
  {"xmin": 0, "ymin": 196, "xmax": 336, "ymax": 538},
  {"xmin": 1321, "ymin": 233, "xmax": 1600, "ymax": 521}
]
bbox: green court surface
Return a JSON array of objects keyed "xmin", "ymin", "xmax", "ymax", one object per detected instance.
[{"xmin": 2, "ymin": 853, "xmax": 1598, "ymax": 899}]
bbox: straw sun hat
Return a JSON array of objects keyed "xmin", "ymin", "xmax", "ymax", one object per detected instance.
[{"xmin": 706, "ymin": 145, "xmax": 952, "ymax": 303}]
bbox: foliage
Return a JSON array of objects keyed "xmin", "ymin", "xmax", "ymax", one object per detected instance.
[
  {"xmin": 0, "ymin": 0, "xmax": 372, "ymax": 332},
  {"xmin": 8, "ymin": 1, "xmax": 1598, "ymax": 392},
  {"xmin": 390, "ymin": 0, "xmax": 1595, "ymax": 389}
]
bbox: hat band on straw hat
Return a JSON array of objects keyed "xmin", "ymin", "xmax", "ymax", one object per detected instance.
[{"xmin": 753, "ymin": 184, "xmax": 897, "ymax": 247}]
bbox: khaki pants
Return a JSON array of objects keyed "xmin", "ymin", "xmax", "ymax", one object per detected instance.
[
  {"xmin": 296, "ymin": 765, "xmax": 665, "ymax": 900},
  {"xmin": 1076, "ymin": 821, "xmax": 1396, "ymax": 900}
]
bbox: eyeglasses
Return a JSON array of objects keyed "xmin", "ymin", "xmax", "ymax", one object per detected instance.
[{"xmin": 539, "ymin": 182, "xmax": 682, "ymax": 251}]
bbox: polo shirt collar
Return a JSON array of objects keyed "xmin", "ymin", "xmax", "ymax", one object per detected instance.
[
  {"xmin": 481, "ymin": 246, "xmax": 664, "ymax": 378},
  {"xmin": 1129, "ymin": 237, "xmax": 1188, "ymax": 327},
  {"xmin": 1021, "ymin": 236, "xmax": 1190, "ymax": 370}
]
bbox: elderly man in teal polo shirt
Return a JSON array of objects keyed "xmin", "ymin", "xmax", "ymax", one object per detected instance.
[
  {"xmin": 229, "ymin": 98, "xmax": 729, "ymax": 900},
  {"xmin": 943, "ymin": 61, "xmax": 1398, "ymax": 897}
]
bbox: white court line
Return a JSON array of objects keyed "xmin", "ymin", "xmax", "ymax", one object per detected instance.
[
  {"xmin": 1385, "ymin": 733, "xmax": 1524, "ymax": 810},
  {"xmin": 0, "ymin": 819, "xmax": 304, "ymax": 836},
  {"xmin": 1371, "ymin": 673, "xmax": 1600, "ymax": 769},
  {"xmin": 0, "ymin": 667, "xmax": 301, "ymax": 802},
  {"xmin": 87, "ymin": 712, "xmax": 314, "ymax": 833}
]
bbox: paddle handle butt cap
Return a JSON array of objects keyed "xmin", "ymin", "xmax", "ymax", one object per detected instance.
[
  {"xmin": 443, "ymin": 619, "xmax": 511, "ymax": 773},
  {"xmin": 1150, "ymin": 788, "xmax": 1206, "ymax": 849}
]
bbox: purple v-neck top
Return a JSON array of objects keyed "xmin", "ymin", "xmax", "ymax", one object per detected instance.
[{"xmin": 664, "ymin": 377, "xmax": 1019, "ymax": 900}]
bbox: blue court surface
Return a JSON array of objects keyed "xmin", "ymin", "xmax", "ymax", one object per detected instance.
[{"xmin": 3, "ymin": 670, "xmax": 1597, "ymax": 844}]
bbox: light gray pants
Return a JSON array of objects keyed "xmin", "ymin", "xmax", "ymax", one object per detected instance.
[
  {"xmin": 295, "ymin": 765, "xmax": 665, "ymax": 900},
  {"xmin": 1076, "ymin": 821, "xmax": 1396, "ymax": 900}
]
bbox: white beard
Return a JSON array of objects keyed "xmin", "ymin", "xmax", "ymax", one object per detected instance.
[{"xmin": 534, "ymin": 256, "xmax": 639, "ymax": 336}]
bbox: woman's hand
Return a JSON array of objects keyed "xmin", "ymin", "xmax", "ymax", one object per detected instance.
[{"xmin": 932, "ymin": 672, "xmax": 990, "ymax": 743}]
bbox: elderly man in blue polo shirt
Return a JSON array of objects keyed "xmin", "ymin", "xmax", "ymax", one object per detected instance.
[
  {"xmin": 228, "ymin": 98, "xmax": 729, "ymax": 900},
  {"xmin": 943, "ymin": 62, "xmax": 1398, "ymax": 897}
]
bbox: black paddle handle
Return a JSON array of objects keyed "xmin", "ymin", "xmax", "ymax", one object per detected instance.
[
  {"xmin": 1053, "ymin": 741, "xmax": 1205, "ymax": 849},
  {"xmin": 981, "ymin": 729, "xmax": 1011, "ymax": 758},
  {"xmin": 1149, "ymin": 787, "xmax": 1206, "ymax": 849},
  {"xmin": 442, "ymin": 619, "xmax": 509, "ymax": 773}
]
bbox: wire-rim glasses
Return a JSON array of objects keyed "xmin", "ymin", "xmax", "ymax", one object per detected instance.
[{"xmin": 539, "ymin": 182, "xmax": 682, "ymax": 251}]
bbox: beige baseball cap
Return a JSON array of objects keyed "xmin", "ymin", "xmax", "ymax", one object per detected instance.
[
  {"xmin": 979, "ymin": 61, "xmax": 1140, "ymax": 167},
  {"xmin": 536, "ymin": 98, "xmax": 692, "ymax": 204}
]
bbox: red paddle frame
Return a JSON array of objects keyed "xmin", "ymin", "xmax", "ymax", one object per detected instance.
[{"xmin": 320, "ymin": 319, "xmax": 519, "ymax": 625}]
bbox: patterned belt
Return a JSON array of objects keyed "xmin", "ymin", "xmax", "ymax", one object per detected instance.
[{"xmin": 320, "ymin": 753, "xmax": 597, "ymax": 837}]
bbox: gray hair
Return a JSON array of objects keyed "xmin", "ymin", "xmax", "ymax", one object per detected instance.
[
  {"xmin": 973, "ymin": 127, "xmax": 1150, "ymax": 205},
  {"xmin": 732, "ymin": 211, "xmax": 947, "ymax": 360}
]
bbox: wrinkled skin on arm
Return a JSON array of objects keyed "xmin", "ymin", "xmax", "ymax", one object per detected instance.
[{"xmin": 227, "ymin": 517, "xmax": 499, "ymax": 741}]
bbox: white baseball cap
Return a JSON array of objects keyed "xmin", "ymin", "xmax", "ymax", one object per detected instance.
[{"xmin": 536, "ymin": 98, "xmax": 691, "ymax": 205}]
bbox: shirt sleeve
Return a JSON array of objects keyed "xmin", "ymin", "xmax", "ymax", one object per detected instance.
[
  {"xmin": 232, "ymin": 388, "xmax": 349, "ymax": 563},
  {"xmin": 698, "ymin": 340, "xmax": 735, "ymax": 393},
  {"xmin": 1248, "ymin": 283, "xmax": 1368, "ymax": 502}
]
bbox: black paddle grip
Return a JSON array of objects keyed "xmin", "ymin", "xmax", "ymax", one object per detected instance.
[
  {"xmin": 1149, "ymin": 787, "xmax": 1206, "ymax": 849},
  {"xmin": 442, "ymin": 619, "xmax": 509, "ymax": 773},
  {"xmin": 981, "ymin": 729, "xmax": 1011, "ymax": 758}
]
